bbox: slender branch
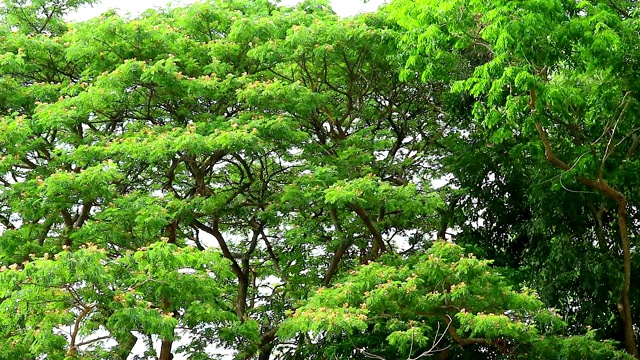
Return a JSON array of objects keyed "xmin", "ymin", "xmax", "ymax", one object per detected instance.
[
  {"xmin": 410, "ymin": 318, "xmax": 451, "ymax": 360},
  {"xmin": 359, "ymin": 317, "xmax": 451, "ymax": 360},
  {"xmin": 38, "ymin": 216, "xmax": 55, "ymax": 246},
  {"xmin": 531, "ymin": 88, "xmax": 638, "ymax": 357},
  {"xmin": 64, "ymin": 285, "xmax": 85, "ymax": 307},
  {"xmin": 600, "ymin": 92, "xmax": 632, "ymax": 174},
  {"xmin": 0, "ymin": 214, "xmax": 16, "ymax": 230},
  {"xmin": 75, "ymin": 335, "xmax": 112, "ymax": 347},
  {"xmin": 260, "ymin": 229, "xmax": 288, "ymax": 284},
  {"xmin": 535, "ymin": 122, "xmax": 570, "ymax": 171},
  {"xmin": 190, "ymin": 228, "xmax": 206, "ymax": 251},
  {"xmin": 608, "ymin": 0, "xmax": 631, "ymax": 18},
  {"xmin": 192, "ymin": 218, "xmax": 250, "ymax": 319},
  {"xmin": 191, "ymin": 219, "xmax": 243, "ymax": 279},
  {"xmin": 67, "ymin": 304, "xmax": 96, "ymax": 356},
  {"xmin": 626, "ymin": 133, "xmax": 638, "ymax": 158},
  {"xmin": 74, "ymin": 201, "xmax": 93, "ymax": 228}
]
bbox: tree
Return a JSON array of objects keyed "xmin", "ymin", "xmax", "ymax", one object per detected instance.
[
  {"xmin": 387, "ymin": 0, "xmax": 640, "ymax": 357},
  {"xmin": 279, "ymin": 241, "xmax": 632, "ymax": 359},
  {"xmin": 0, "ymin": 0, "xmax": 636, "ymax": 358},
  {"xmin": 1, "ymin": 0, "xmax": 99, "ymax": 35},
  {"xmin": 0, "ymin": 0, "xmax": 444, "ymax": 358}
]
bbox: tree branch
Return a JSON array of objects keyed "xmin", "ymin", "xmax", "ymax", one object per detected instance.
[
  {"xmin": 67, "ymin": 304, "xmax": 95, "ymax": 356},
  {"xmin": 191, "ymin": 219, "xmax": 243, "ymax": 279},
  {"xmin": 323, "ymin": 207, "xmax": 350, "ymax": 286},
  {"xmin": 349, "ymin": 203, "xmax": 386, "ymax": 257},
  {"xmin": 443, "ymin": 315, "xmax": 487, "ymax": 347}
]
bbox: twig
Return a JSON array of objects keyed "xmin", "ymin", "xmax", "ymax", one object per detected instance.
[
  {"xmin": 600, "ymin": 92, "xmax": 632, "ymax": 174},
  {"xmin": 75, "ymin": 335, "xmax": 112, "ymax": 347},
  {"xmin": 359, "ymin": 316, "xmax": 452, "ymax": 360},
  {"xmin": 410, "ymin": 317, "xmax": 451, "ymax": 360}
]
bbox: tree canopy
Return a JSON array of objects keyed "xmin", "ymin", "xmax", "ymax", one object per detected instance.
[{"xmin": 0, "ymin": 0, "xmax": 638, "ymax": 359}]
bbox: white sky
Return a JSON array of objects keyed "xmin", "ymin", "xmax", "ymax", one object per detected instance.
[
  {"xmin": 69, "ymin": 0, "xmax": 387, "ymax": 20},
  {"xmin": 65, "ymin": 0, "xmax": 385, "ymax": 359}
]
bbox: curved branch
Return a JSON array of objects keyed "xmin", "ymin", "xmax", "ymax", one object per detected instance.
[
  {"xmin": 443, "ymin": 315, "xmax": 487, "ymax": 347},
  {"xmin": 349, "ymin": 203, "xmax": 386, "ymax": 257},
  {"xmin": 67, "ymin": 304, "xmax": 95, "ymax": 356}
]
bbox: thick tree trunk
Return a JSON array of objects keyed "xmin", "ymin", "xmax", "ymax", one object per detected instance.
[
  {"xmin": 114, "ymin": 332, "xmax": 138, "ymax": 360},
  {"xmin": 237, "ymin": 276, "xmax": 248, "ymax": 320},
  {"xmin": 159, "ymin": 338, "xmax": 173, "ymax": 360},
  {"xmin": 614, "ymin": 198, "xmax": 638, "ymax": 358},
  {"xmin": 258, "ymin": 344, "xmax": 273, "ymax": 360}
]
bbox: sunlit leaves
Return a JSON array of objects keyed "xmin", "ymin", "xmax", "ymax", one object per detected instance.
[
  {"xmin": 0, "ymin": 242, "xmax": 234, "ymax": 358},
  {"xmin": 279, "ymin": 241, "xmax": 591, "ymax": 358},
  {"xmin": 5, "ymin": 0, "xmax": 633, "ymax": 358}
]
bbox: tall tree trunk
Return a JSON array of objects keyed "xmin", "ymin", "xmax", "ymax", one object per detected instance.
[
  {"xmin": 535, "ymin": 121, "xmax": 639, "ymax": 357},
  {"xmin": 159, "ymin": 296, "xmax": 175, "ymax": 360},
  {"xmin": 159, "ymin": 338, "xmax": 173, "ymax": 360},
  {"xmin": 159, "ymin": 222, "xmax": 178, "ymax": 360},
  {"xmin": 237, "ymin": 274, "xmax": 248, "ymax": 320},
  {"xmin": 611, "ymin": 192, "xmax": 637, "ymax": 358},
  {"xmin": 258, "ymin": 344, "xmax": 273, "ymax": 360},
  {"xmin": 114, "ymin": 332, "xmax": 138, "ymax": 360}
]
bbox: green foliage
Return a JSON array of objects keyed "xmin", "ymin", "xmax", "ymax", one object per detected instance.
[
  {"xmin": 389, "ymin": 0, "xmax": 640, "ymax": 356},
  {"xmin": 280, "ymin": 241, "xmax": 629, "ymax": 359},
  {"xmin": 1, "ymin": 0, "xmax": 99, "ymax": 34},
  {"xmin": 0, "ymin": 0, "xmax": 447, "ymax": 357},
  {"xmin": 0, "ymin": 242, "xmax": 235, "ymax": 359},
  {"xmin": 1, "ymin": 0, "xmax": 639, "ymax": 358}
]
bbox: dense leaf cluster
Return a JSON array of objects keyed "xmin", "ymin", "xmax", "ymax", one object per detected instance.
[{"xmin": 0, "ymin": 0, "xmax": 638, "ymax": 358}]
